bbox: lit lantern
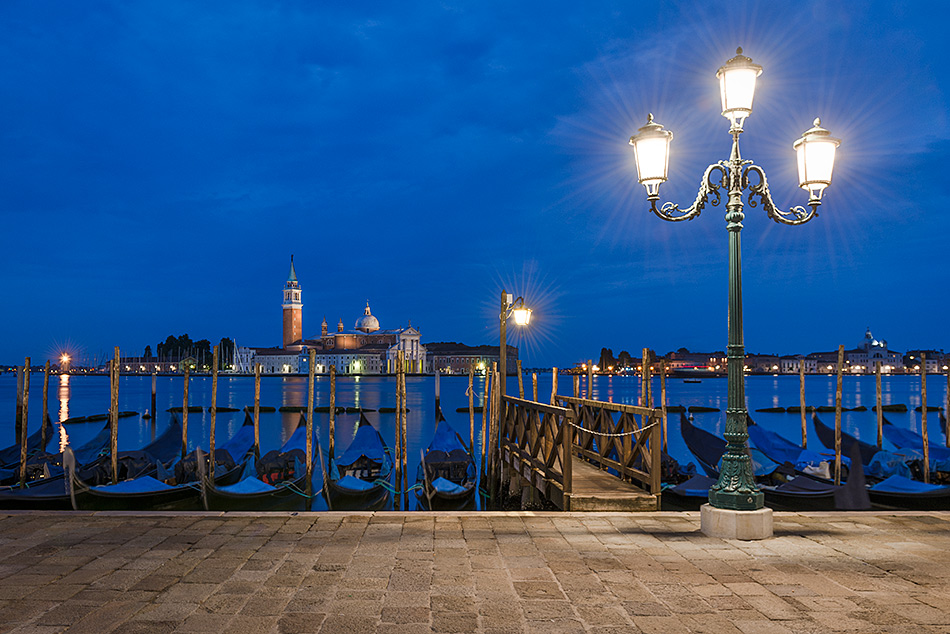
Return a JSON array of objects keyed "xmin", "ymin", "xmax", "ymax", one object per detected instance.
[
  {"xmin": 794, "ymin": 118, "xmax": 841, "ymax": 200},
  {"xmin": 629, "ymin": 114, "xmax": 673, "ymax": 198},
  {"xmin": 512, "ymin": 306, "xmax": 532, "ymax": 326},
  {"xmin": 717, "ymin": 47, "xmax": 763, "ymax": 131}
]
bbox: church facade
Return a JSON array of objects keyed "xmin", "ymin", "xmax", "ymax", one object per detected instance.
[{"xmin": 233, "ymin": 258, "xmax": 426, "ymax": 374}]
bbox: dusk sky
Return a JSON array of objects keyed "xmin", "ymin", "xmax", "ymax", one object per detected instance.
[{"xmin": 1, "ymin": 1, "xmax": 948, "ymax": 368}]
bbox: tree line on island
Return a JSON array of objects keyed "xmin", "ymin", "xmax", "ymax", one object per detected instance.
[{"xmin": 142, "ymin": 334, "xmax": 235, "ymax": 371}]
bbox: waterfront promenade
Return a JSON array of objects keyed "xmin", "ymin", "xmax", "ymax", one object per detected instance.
[{"xmin": 0, "ymin": 511, "xmax": 948, "ymax": 633}]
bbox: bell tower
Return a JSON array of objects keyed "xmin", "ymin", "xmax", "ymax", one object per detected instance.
[{"xmin": 282, "ymin": 256, "xmax": 303, "ymax": 349}]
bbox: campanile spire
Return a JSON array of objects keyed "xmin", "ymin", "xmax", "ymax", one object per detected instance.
[{"xmin": 282, "ymin": 255, "xmax": 303, "ymax": 348}]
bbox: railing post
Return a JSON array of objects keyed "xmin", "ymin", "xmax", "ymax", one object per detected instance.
[
  {"xmin": 651, "ymin": 409, "xmax": 661, "ymax": 499},
  {"xmin": 562, "ymin": 410, "xmax": 573, "ymax": 511}
]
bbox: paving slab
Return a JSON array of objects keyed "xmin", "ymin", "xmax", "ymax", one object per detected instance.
[{"xmin": 0, "ymin": 511, "xmax": 948, "ymax": 632}]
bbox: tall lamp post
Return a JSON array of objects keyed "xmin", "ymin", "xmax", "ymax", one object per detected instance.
[
  {"xmin": 629, "ymin": 48, "xmax": 840, "ymax": 520},
  {"xmin": 499, "ymin": 290, "xmax": 531, "ymax": 396}
]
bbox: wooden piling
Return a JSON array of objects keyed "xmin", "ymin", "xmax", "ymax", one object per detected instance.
[
  {"xmin": 394, "ymin": 353, "xmax": 403, "ymax": 510},
  {"xmin": 111, "ymin": 347, "xmax": 120, "ymax": 485},
  {"xmin": 306, "ymin": 349, "xmax": 315, "ymax": 493},
  {"xmin": 488, "ymin": 363, "xmax": 498, "ymax": 500},
  {"xmin": 209, "ymin": 346, "xmax": 218, "ymax": 480},
  {"xmin": 480, "ymin": 369, "xmax": 490, "ymax": 490},
  {"xmin": 660, "ymin": 361, "xmax": 668, "ymax": 451},
  {"xmin": 876, "ymin": 361, "xmax": 883, "ymax": 449},
  {"xmin": 151, "ymin": 370, "xmax": 157, "ymax": 417},
  {"xmin": 253, "ymin": 363, "xmax": 261, "ymax": 459},
  {"xmin": 834, "ymin": 345, "xmax": 844, "ymax": 486},
  {"xmin": 573, "ymin": 374, "xmax": 579, "ymax": 398},
  {"xmin": 921, "ymin": 353, "xmax": 930, "ymax": 483},
  {"xmin": 182, "ymin": 364, "xmax": 190, "ymax": 459},
  {"xmin": 435, "ymin": 369, "xmax": 441, "ymax": 414},
  {"xmin": 41, "ymin": 361, "xmax": 50, "ymax": 450},
  {"xmin": 642, "ymin": 348, "xmax": 652, "ymax": 408},
  {"xmin": 587, "ymin": 360, "xmax": 593, "ymax": 399},
  {"xmin": 468, "ymin": 369, "xmax": 475, "ymax": 454},
  {"xmin": 328, "ymin": 365, "xmax": 336, "ymax": 465},
  {"xmin": 18, "ymin": 358, "xmax": 30, "ymax": 488},
  {"xmin": 517, "ymin": 360, "xmax": 524, "ymax": 398},
  {"xmin": 800, "ymin": 359, "xmax": 808, "ymax": 448},
  {"xmin": 550, "ymin": 367, "xmax": 558, "ymax": 406},
  {"xmin": 531, "ymin": 373, "xmax": 537, "ymax": 402},
  {"xmin": 401, "ymin": 360, "xmax": 409, "ymax": 510},
  {"xmin": 946, "ymin": 367, "xmax": 949, "ymax": 449}
]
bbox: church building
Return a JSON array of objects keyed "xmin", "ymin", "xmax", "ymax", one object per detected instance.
[{"xmin": 233, "ymin": 258, "xmax": 426, "ymax": 374}]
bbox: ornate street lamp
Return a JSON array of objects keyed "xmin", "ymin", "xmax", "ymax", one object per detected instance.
[{"xmin": 629, "ymin": 48, "xmax": 840, "ymax": 513}]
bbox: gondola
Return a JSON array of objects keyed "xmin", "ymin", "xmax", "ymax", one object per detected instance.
[
  {"xmin": 868, "ymin": 474, "xmax": 950, "ymax": 511},
  {"xmin": 661, "ymin": 475, "xmax": 716, "ymax": 511},
  {"xmin": 415, "ymin": 409, "xmax": 476, "ymax": 510},
  {"xmin": 747, "ymin": 420, "xmax": 848, "ymax": 480},
  {"xmin": 0, "ymin": 420, "xmax": 114, "ymax": 486},
  {"xmin": 324, "ymin": 412, "xmax": 393, "ymax": 511},
  {"xmin": 72, "ymin": 413, "xmax": 255, "ymax": 511},
  {"xmin": 758, "ymin": 443, "xmax": 870, "ymax": 511},
  {"xmin": 812, "ymin": 413, "xmax": 880, "ymax": 465},
  {"xmin": 0, "ymin": 416, "xmax": 181, "ymax": 510},
  {"xmin": 678, "ymin": 412, "xmax": 781, "ymax": 479},
  {"xmin": 881, "ymin": 415, "xmax": 950, "ymax": 470},
  {"xmin": 202, "ymin": 413, "xmax": 314, "ymax": 512},
  {"xmin": 0, "ymin": 414, "xmax": 55, "ymax": 468}
]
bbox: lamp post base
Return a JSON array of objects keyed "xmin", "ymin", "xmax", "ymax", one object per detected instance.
[{"xmin": 700, "ymin": 503, "xmax": 773, "ymax": 540}]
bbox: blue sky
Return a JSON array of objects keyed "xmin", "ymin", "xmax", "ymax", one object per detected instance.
[{"xmin": 1, "ymin": 1, "xmax": 948, "ymax": 367}]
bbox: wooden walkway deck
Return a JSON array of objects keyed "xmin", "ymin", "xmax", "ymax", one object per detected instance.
[{"xmin": 569, "ymin": 460, "xmax": 658, "ymax": 511}]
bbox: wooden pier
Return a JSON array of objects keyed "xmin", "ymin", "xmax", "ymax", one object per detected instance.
[{"xmin": 497, "ymin": 395, "xmax": 662, "ymax": 511}]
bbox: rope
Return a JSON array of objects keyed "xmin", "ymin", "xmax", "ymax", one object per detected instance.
[{"xmin": 566, "ymin": 420, "xmax": 658, "ymax": 438}]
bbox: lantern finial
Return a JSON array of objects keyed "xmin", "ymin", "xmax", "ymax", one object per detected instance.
[
  {"xmin": 736, "ymin": 46, "xmax": 742, "ymax": 55},
  {"xmin": 813, "ymin": 117, "xmax": 821, "ymax": 127}
]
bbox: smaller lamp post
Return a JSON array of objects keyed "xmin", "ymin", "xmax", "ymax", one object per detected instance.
[{"xmin": 499, "ymin": 291, "xmax": 531, "ymax": 397}]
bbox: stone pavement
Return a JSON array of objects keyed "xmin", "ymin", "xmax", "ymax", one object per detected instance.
[{"xmin": 0, "ymin": 511, "xmax": 948, "ymax": 634}]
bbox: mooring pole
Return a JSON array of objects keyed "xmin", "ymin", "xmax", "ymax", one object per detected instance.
[
  {"xmin": 800, "ymin": 360, "xmax": 808, "ymax": 448},
  {"xmin": 111, "ymin": 347, "xmax": 120, "ymax": 485},
  {"xmin": 550, "ymin": 367, "xmax": 558, "ymax": 406},
  {"xmin": 876, "ymin": 361, "xmax": 883, "ymax": 449},
  {"xmin": 517, "ymin": 360, "xmax": 524, "ymax": 399},
  {"xmin": 182, "ymin": 364, "xmax": 190, "ymax": 459},
  {"xmin": 253, "ymin": 363, "xmax": 261, "ymax": 459},
  {"xmin": 834, "ymin": 345, "xmax": 844, "ymax": 486},
  {"xmin": 18, "ymin": 358, "xmax": 31, "ymax": 488},
  {"xmin": 480, "ymin": 369, "xmax": 490, "ymax": 493},
  {"xmin": 328, "ymin": 365, "xmax": 336, "ymax": 465},
  {"xmin": 395, "ymin": 352, "xmax": 404, "ymax": 511},
  {"xmin": 468, "ymin": 369, "xmax": 475, "ymax": 454},
  {"xmin": 306, "ymin": 349, "xmax": 315, "ymax": 496},
  {"xmin": 209, "ymin": 346, "xmax": 218, "ymax": 481},
  {"xmin": 41, "ymin": 361, "xmax": 50, "ymax": 451},
  {"xmin": 150, "ymin": 370, "xmax": 157, "ymax": 441},
  {"xmin": 922, "ymin": 353, "xmax": 930, "ymax": 483},
  {"xmin": 660, "ymin": 360, "xmax": 668, "ymax": 452}
]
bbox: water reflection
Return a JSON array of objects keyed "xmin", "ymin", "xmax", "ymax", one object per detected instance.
[{"xmin": 58, "ymin": 374, "xmax": 70, "ymax": 422}]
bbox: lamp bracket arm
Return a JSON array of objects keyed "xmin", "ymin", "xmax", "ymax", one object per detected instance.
[
  {"xmin": 650, "ymin": 163, "xmax": 724, "ymax": 222},
  {"xmin": 743, "ymin": 164, "xmax": 819, "ymax": 225}
]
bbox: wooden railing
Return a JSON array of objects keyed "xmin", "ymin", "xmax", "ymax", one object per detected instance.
[
  {"xmin": 557, "ymin": 396, "xmax": 662, "ymax": 496},
  {"xmin": 499, "ymin": 396, "xmax": 575, "ymax": 510}
]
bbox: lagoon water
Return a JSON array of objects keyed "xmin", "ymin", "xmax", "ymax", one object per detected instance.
[{"xmin": 0, "ymin": 372, "xmax": 946, "ymax": 510}]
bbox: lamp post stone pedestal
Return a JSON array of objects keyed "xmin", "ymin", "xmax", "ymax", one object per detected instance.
[{"xmin": 701, "ymin": 504, "xmax": 773, "ymax": 540}]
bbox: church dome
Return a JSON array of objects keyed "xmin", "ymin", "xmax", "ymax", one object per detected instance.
[{"xmin": 355, "ymin": 301, "xmax": 380, "ymax": 333}]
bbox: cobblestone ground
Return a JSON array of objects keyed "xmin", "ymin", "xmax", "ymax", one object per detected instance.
[{"xmin": 0, "ymin": 511, "xmax": 948, "ymax": 633}]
